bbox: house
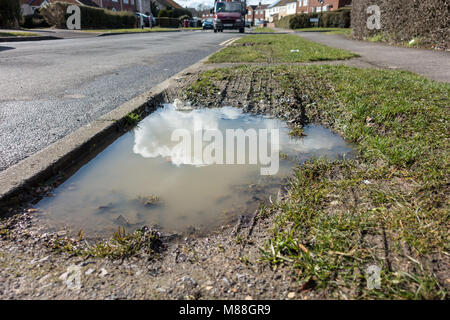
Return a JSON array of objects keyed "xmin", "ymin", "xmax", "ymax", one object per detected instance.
[
  {"xmin": 20, "ymin": 0, "xmax": 138, "ymax": 15},
  {"xmin": 154, "ymin": 0, "xmax": 182, "ymax": 10},
  {"xmin": 265, "ymin": 0, "xmax": 296, "ymax": 23},
  {"xmin": 21, "ymin": 0, "xmax": 91, "ymax": 15},
  {"xmin": 91, "ymin": 0, "xmax": 136, "ymax": 12},
  {"xmin": 201, "ymin": 9, "xmax": 213, "ymax": 20},
  {"xmin": 247, "ymin": 2, "xmax": 268, "ymax": 25},
  {"xmin": 297, "ymin": 0, "xmax": 352, "ymax": 14}
]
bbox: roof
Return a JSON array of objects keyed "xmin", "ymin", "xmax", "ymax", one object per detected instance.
[
  {"xmin": 267, "ymin": 0, "xmax": 280, "ymax": 8},
  {"xmin": 268, "ymin": 0, "xmax": 295, "ymax": 8},
  {"xmin": 27, "ymin": 0, "xmax": 85, "ymax": 6},
  {"xmin": 156, "ymin": 0, "xmax": 183, "ymax": 9},
  {"xmin": 77, "ymin": 0, "xmax": 99, "ymax": 7}
]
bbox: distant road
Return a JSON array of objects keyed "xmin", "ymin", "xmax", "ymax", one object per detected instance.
[{"xmin": 0, "ymin": 30, "xmax": 239, "ymax": 172}]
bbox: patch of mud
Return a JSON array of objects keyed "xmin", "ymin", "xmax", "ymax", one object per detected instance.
[{"xmin": 0, "ymin": 195, "xmax": 321, "ymax": 299}]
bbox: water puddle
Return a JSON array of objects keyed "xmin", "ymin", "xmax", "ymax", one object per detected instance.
[{"xmin": 35, "ymin": 104, "xmax": 353, "ymax": 237}]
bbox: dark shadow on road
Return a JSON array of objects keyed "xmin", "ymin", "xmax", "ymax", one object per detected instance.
[{"xmin": 0, "ymin": 46, "xmax": 15, "ymax": 52}]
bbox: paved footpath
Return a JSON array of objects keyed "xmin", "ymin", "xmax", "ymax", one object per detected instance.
[{"xmin": 296, "ymin": 31, "xmax": 450, "ymax": 83}]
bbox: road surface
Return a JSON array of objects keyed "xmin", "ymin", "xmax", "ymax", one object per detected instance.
[{"xmin": 0, "ymin": 31, "xmax": 239, "ymax": 172}]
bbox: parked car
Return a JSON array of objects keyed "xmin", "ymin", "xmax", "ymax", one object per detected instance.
[
  {"xmin": 202, "ymin": 18, "xmax": 214, "ymax": 30},
  {"xmin": 135, "ymin": 13, "xmax": 155, "ymax": 27}
]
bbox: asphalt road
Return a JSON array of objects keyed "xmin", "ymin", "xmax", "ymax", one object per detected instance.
[{"xmin": 0, "ymin": 30, "xmax": 240, "ymax": 172}]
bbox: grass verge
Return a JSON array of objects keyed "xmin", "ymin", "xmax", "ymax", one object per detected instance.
[
  {"xmin": 296, "ymin": 27, "xmax": 352, "ymax": 36},
  {"xmin": 182, "ymin": 64, "xmax": 450, "ymax": 299},
  {"xmin": 252, "ymin": 27, "xmax": 275, "ymax": 33},
  {"xmin": 81, "ymin": 27, "xmax": 188, "ymax": 34},
  {"xmin": 0, "ymin": 31, "xmax": 41, "ymax": 37},
  {"xmin": 208, "ymin": 34, "xmax": 357, "ymax": 63}
]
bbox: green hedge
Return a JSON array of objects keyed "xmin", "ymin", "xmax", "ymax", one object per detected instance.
[
  {"xmin": 158, "ymin": 8, "xmax": 192, "ymax": 19},
  {"xmin": 40, "ymin": 2, "xmax": 137, "ymax": 29},
  {"xmin": 21, "ymin": 12, "xmax": 50, "ymax": 28},
  {"xmin": 0, "ymin": 0, "xmax": 21, "ymax": 28},
  {"xmin": 275, "ymin": 8, "xmax": 351, "ymax": 29},
  {"xmin": 155, "ymin": 17, "xmax": 180, "ymax": 28}
]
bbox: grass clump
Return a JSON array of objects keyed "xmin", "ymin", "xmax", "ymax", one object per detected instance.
[
  {"xmin": 124, "ymin": 112, "xmax": 142, "ymax": 126},
  {"xmin": 208, "ymin": 34, "xmax": 357, "ymax": 63},
  {"xmin": 51, "ymin": 227, "xmax": 162, "ymax": 259}
]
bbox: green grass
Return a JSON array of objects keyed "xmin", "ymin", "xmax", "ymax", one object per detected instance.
[
  {"xmin": 0, "ymin": 31, "xmax": 41, "ymax": 37},
  {"xmin": 367, "ymin": 32, "xmax": 389, "ymax": 43},
  {"xmin": 208, "ymin": 34, "xmax": 357, "ymax": 63},
  {"xmin": 253, "ymin": 27, "xmax": 275, "ymax": 33},
  {"xmin": 81, "ymin": 27, "xmax": 182, "ymax": 33},
  {"xmin": 296, "ymin": 27, "xmax": 352, "ymax": 36},
  {"xmin": 51, "ymin": 227, "xmax": 162, "ymax": 259},
  {"xmin": 183, "ymin": 65, "xmax": 450, "ymax": 299},
  {"xmin": 124, "ymin": 112, "xmax": 142, "ymax": 127},
  {"xmin": 367, "ymin": 33, "xmax": 427, "ymax": 49}
]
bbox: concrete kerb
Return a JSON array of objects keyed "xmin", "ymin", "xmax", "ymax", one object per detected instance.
[{"xmin": 0, "ymin": 54, "xmax": 212, "ymax": 207}]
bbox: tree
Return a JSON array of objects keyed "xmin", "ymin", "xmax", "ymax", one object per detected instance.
[
  {"xmin": 0, "ymin": 0, "xmax": 21, "ymax": 28},
  {"xmin": 150, "ymin": 1, "xmax": 159, "ymax": 17}
]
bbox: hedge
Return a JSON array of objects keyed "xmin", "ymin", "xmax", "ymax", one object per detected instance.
[
  {"xmin": 0, "ymin": 0, "xmax": 21, "ymax": 28},
  {"xmin": 351, "ymin": 0, "xmax": 449, "ymax": 49},
  {"xmin": 158, "ymin": 8, "xmax": 192, "ymax": 19},
  {"xmin": 40, "ymin": 2, "xmax": 137, "ymax": 29},
  {"xmin": 155, "ymin": 17, "xmax": 180, "ymax": 28},
  {"xmin": 21, "ymin": 12, "xmax": 50, "ymax": 28},
  {"xmin": 275, "ymin": 8, "xmax": 351, "ymax": 29}
]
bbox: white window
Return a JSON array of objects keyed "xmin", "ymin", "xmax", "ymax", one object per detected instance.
[
  {"xmin": 304, "ymin": 0, "xmax": 308, "ymax": 6},
  {"xmin": 124, "ymin": 0, "xmax": 128, "ymax": 4}
]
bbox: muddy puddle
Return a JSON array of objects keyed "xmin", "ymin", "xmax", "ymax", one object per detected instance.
[{"xmin": 35, "ymin": 104, "xmax": 352, "ymax": 238}]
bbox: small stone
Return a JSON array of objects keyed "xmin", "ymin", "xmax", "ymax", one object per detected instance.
[
  {"xmin": 222, "ymin": 277, "xmax": 230, "ymax": 286},
  {"xmin": 244, "ymin": 295, "xmax": 253, "ymax": 300},
  {"xmin": 288, "ymin": 292, "xmax": 296, "ymax": 299},
  {"xmin": 85, "ymin": 268, "xmax": 95, "ymax": 275},
  {"xmin": 205, "ymin": 286, "xmax": 213, "ymax": 291},
  {"xmin": 99, "ymin": 268, "xmax": 108, "ymax": 277},
  {"xmin": 38, "ymin": 255, "xmax": 50, "ymax": 263},
  {"xmin": 115, "ymin": 215, "xmax": 129, "ymax": 226}
]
